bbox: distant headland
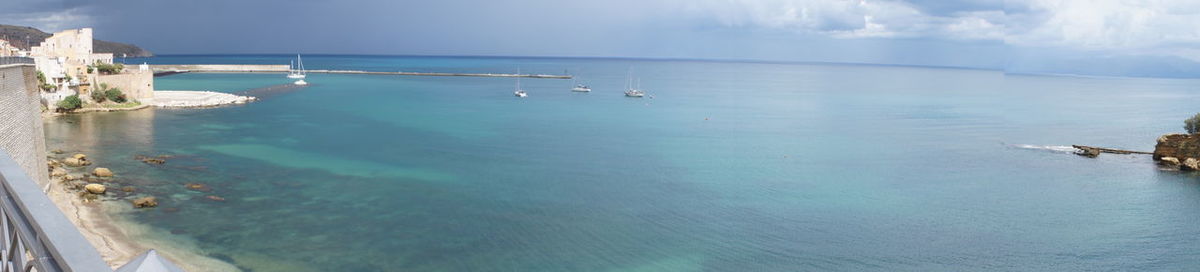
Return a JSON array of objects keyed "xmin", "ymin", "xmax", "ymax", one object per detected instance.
[{"xmin": 0, "ymin": 24, "xmax": 152, "ymax": 57}]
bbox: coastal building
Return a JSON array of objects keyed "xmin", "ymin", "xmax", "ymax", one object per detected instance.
[
  {"xmin": 30, "ymin": 28, "xmax": 153, "ymax": 106},
  {"xmin": 0, "ymin": 39, "xmax": 20, "ymax": 56},
  {"xmin": 95, "ymin": 63, "xmax": 154, "ymax": 101},
  {"xmin": 29, "ymin": 28, "xmax": 114, "ymax": 93}
]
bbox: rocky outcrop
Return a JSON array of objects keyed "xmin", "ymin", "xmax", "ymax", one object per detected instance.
[{"xmin": 1153, "ymin": 133, "xmax": 1200, "ymax": 170}]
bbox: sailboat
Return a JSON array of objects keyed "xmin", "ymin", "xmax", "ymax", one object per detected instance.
[
  {"xmin": 288, "ymin": 54, "xmax": 306, "ymax": 79},
  {"xmin": 514, "ymin": 68, "xmax": 527, "ymax": 98},
  {"xmin": 624, "ymin": 69, "xmax": 645, "ymax": 97},
  {"xmin": 570, "ymin": 76, "xmax": 591, "ymax": 92}
]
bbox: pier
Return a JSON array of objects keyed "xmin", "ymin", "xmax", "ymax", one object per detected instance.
[
  {"xmin": 148, "ymin": 64, "xmax": 572, "ymax": 79},
  {"xmin": 1072, "ymin": 145, "xmax": 1153, "ymax": 158}
]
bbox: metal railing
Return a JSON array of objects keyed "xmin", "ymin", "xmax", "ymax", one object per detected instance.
[
  {"xmin": 0, "ymin": 57, "xmax": 33, "ymax": 66},
  {"xmin": 0, "ymin": 150, "xmax": 182, "ymax": 272}
]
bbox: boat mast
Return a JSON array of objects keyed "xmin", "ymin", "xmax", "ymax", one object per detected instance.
[{"xmin": 297, "ymin": 54, "xmax": 305, "ymax": 76}]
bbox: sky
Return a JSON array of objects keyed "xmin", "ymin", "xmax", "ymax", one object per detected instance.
[{"xmin": 4, "ymin": 0, "xmax": 1200, "ymax": 78}]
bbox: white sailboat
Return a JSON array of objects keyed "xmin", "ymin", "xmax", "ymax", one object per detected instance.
[
  {"xmin": 514, "ymin": 68, "xmax": 527, "ymax": 98},
  {"xmin": 624, "ymin": 69, "xmax": 645, "ymax": 97},
  {"xmin": 570, "ymin": 77, "xmax": 591, "ymax": 92},
  {"xmin": 288, "ymin": 54, "xmax": 306, "ymax": 79}
]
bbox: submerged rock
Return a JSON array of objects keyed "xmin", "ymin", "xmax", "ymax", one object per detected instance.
[
  {"xmin": 84, "ymin": 183, "xmax": 106, "ymax": 194},
  {"xmin": 184, "ymin": 183, "xmax": 211, "ymax": 192},
  {"xmin": 132, "ymin": 197, "xmax": 158, "ymax": 208},
  {"xmin": 72, "ymin": 154, "xmax": 86, "ymax": 160},
  {"xmin": 51, "ymin": 149, "xmax": 64, "ymax": 154},
  {"xmin": 205, "ymin": 195, "xmax": 226, "ymax": 202},
  {"xmin": 121, "ymin": 186, "xmax": 136, "ymax": 193},
  {"xmin": 93, "ymin": 167, "xmax": 114, "ymax": 177}
]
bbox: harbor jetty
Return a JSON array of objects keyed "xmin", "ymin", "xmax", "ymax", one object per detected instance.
[{"xmin": 148, "ymin": 64, "xmax": 573, "ymax": 79}]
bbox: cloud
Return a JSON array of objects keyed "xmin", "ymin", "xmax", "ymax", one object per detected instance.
[
  {"xmin": 686, "ymin": 0, "xmax": 1006, "ymax": 41},
  {"xmin": 0, "ymin": 7, "xmax": 95, "ymax": 33},
  {"xmin": 1005, "ymin": 0, "xmax": 1200, "ymax": 49}
]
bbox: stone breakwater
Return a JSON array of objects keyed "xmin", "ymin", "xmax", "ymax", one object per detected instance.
[{"xmin": 149, "ymin": 91, "xmax": 256, "ymax": 108}]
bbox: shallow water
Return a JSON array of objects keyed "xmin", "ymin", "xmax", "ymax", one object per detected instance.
[{"xmin": 44, "ymin": 55, "xmax": 1200, "ymax": 271}]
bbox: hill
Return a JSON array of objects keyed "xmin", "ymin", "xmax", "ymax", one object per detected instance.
[{"xmin": 0, "ymin": 24, "xmax": 153, "ymax": 57}]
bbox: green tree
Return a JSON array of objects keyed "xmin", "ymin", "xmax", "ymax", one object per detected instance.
[{"xmin": 1185, "ymin": 113, "xmax": 1200, "ymax": 134}]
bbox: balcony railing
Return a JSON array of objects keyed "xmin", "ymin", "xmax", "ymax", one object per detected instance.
[{"xmin": 0, "ymin": 150, "xmax": 182, "ymax": 272}]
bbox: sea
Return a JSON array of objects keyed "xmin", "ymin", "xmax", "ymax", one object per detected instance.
[{"xmin": 42, "ymin": 55, "xmax": 1200, "ymax": 271}]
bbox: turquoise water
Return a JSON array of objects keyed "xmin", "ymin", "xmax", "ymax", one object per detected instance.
[{"xmin": 44, "ymin": 55, "xmax": 1200, "ymax": 271}]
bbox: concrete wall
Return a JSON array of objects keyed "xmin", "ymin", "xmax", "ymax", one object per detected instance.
[
  {"xmin": 148, "ymin": 64, "xmax": 289, "ymax": 72},
  {"xmin": 94, "ymin": 69, "xmax": 154, "ymax": 101},
  {"xmin": 0, "ymin": 64, "xmax": 49, "ymax": 186}
]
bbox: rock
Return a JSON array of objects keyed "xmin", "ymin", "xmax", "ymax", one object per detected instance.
[
  {"xmin": 1154, "ymin": 134, "xmax": 1193, "ymax": 161},
  {"xmin": 49, "ymin": 168, "xmax": 67, "ymax": 177},
  {"xmin": 121, "ymin": 186, "xmax": 135, "ymax": 192},
  {"xmin": 92, "ymin": 167, "xmax": 114, "ymax": 177},
  {"xmin": 72, "ymin": 154, "xmax": 87, "ymax": 160},
  {"xmin": 132, "ymin": 197, "xmax": 157, "ymax": 208},
  {"xmin": 63, "ymin": 157, "xmax": 91, "ymax": 167},
  {"xmin": 51, "ymin": 149, "xmax": 64, "ymax": 154},
  {"xmin": 184, "ymin": 183, "xmax": 211, "ymax": 192},
  {"xmin": 47, "ymin": 159, "xmax": 61, "ymax": 168},
  {"xmin": 1184, "ymin": 158, "xmax": 1200, "ymax": 171},
  {"xmin": 62, "ymin": 174, "xmax": 76, "ymax": 181},
  {"xmin": 205, "ymin": 195, "xmax": 226, "ymax": 202},
  {"xmin": 1075, "ymin": 146, "xmax": 1101, "ymax": 158},
  {"xmin": 84, "ymin": 183, "xmax": 106, "ymax": 194},
  {"xmin": 141, "ymin": 158, "xmax": 165, "ymax": 165}
]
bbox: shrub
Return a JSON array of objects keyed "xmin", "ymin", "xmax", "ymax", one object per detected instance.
[
  {"xmin": 56, "ymin": 95, "xmax": 82, "ymax": 111},
  {"xmin": 104, "ymin": 88, "xmax": 127, "ymax": 103},
  {"xmin": 90, "ymin": 88, "xmax": 106, "ymax": 103},
  {"xmin": 1186, "ymin": 113, "xmax": 1200, "ymax": 134},
  {"xmin": 93, "ymin": 62, "xmax": 124, "ymax": 74}
]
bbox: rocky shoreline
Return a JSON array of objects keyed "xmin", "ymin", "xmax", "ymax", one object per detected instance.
[
  {"xmin": 1152, "ymin": 133, "xmax": 1200, "ymax": 170},
  {"xmin": 44, "ymin": 150, "xmax": 239, "ymax": 271}
]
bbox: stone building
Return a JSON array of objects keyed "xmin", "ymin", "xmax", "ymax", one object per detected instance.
[{"xmin": 29, "ymin": 28, "xmax": 114, "ymax": 93}]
